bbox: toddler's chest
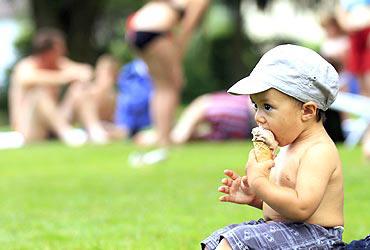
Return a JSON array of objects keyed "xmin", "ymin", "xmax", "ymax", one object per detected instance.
[{"xmin": 270, "ymin": 157, "xmax": 299, "ymax": 188}]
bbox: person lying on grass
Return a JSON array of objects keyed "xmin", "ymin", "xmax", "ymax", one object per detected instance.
[{"xmin": 201, "ymin": 44, "xmax": 346, "ymax": 250}]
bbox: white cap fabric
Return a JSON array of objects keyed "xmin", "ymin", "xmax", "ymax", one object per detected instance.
[{"xmin": 228, "ymin": 44, "xmax": 339, "ymax": 111}]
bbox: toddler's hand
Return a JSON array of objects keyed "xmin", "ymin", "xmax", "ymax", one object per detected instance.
[
  {"xmin": 218, "ymin": 169, "xmax": 257, "ymax": 205},
  {"xmin": 246, "ymin": 149, "xmax": 274, "ymax": 188}
]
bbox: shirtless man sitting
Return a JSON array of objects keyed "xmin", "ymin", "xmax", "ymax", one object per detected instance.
[{"xmin": 9, "ymin": 28, "xmax": 108, "ymax": 146}]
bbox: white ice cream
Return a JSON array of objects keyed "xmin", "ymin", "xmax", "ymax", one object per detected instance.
[{"xmin": 251, "ymin": 127, "xmax": 279, "ymax": 155}]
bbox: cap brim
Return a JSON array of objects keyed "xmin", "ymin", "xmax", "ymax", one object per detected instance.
[{"xmin": 227, "ymin": 76, "xmax": 271, "ymax": 95}]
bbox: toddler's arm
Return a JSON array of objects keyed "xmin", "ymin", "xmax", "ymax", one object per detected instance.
[
  {"xmin": 218, "ymin": 169, "xmax": 262, "ymax": 209},
  {"xmin": 246, "ymin": 145, "xmax": 337, "ymax": 221}
]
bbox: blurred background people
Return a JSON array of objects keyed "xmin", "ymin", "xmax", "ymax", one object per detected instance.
[
  {"xmin": 9, "ymin": 28, "xmax": 108, "ymax": 146},
  {"xmin": 318, "ymin": 14, "xmax": 349, "ymax": 144},
  {"xmin": 85, "ymin": 54, "xmax": 127, "ymax": 141},
  {"xmin": 319, "ymin": 10, "xmax": 362, "ymax": 98},
  {"xmin": 320, "ymin": 10, "xmax": 349, "ymax": 66},
  {"xmin": 171, "ymin": 91, "xmax": 256, "ymax": 144},
  {"xmin": 335, "ymin": 1, "xmax": 370, "ymax": 159},
  {"xmin": 90, "ymin": 54, "xmax": 119, "ymax": 123},
  {"xmin": 319, "ymin": 8, "xmax": 370, "ymax": 159},
  {"xmin": 336, "ymin": 0, "xmax": 370, "ymax": 97},
  {"xmin": 135, "ymin": 91, "xmax": 256, "ymax": 146},
  {"xmin": 125, "ymin": 0, "xmax": 210, "ymax": 154}
]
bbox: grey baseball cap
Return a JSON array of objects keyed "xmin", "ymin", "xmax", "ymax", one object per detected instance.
[{"xmin": 227, "ymin": 44, "xmax": 339, "ymax": 111}]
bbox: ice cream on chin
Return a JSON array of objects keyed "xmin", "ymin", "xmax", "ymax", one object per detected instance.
[{"xmin": 251, "ymin": 127, "xmax": 279, "ymax": 162}]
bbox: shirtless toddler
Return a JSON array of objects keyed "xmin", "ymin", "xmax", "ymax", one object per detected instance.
[{"xmin": 201, "ymin": 44, "xmax": 345, "ymax": 250}]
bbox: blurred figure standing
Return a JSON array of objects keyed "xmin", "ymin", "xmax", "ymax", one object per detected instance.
[
  {"xmin": 320, "ymin": 11, "xmax": 349, "ymax": 69},
  {"xmin": 336, "ymin": 1, "xmax": 370, "ymax": 159},
  {"xmin": 319, "ymin": 11, "xmax": 350, "ymax": 142},
  {"xmin": 336, "ymin": 0, "xmax": 370, "ymax": 96},
  {"xmin": 125, "ymin": 0, "xmax": 209, "ymax": 154},
  {"xmin": 9, "ymin": 28, "xmax": 108, "ymax": 146}
]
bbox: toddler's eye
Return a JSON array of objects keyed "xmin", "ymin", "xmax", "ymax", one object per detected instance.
[
  {"xmin": 264, "ymin": 104, "xmax": 272, "ymax": 111},
  {"xmin": 252, "ymin": 103, "xmax": 257, "ymax": 110}
]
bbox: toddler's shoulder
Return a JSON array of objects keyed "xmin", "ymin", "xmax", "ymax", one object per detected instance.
[
  {"xmin": 300, "ymin": 140, "xmax": 340, "ymax": 170},
  {"xmin": 305, "ymin": 140, "xmax": 338, "ymax": 157}
]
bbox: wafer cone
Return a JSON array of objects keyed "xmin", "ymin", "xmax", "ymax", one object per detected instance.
[{"xmin": 253, "ymin": 141, "xmax": 273, "ymax": 162}]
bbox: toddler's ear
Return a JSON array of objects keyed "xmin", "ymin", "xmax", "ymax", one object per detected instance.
[{"xmin": 301, "ymin": 101, "xmax": 318, "ymax": 121}]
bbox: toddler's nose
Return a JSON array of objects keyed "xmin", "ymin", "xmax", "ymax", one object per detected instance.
[{"xmin": 254, "ymin": 110, "xmax": 266, "ymax": 125}]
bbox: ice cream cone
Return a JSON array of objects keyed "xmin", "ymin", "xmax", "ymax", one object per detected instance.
[{"xmin": 253, "ymin": 141, "xmax": 273, "ymax": 162}]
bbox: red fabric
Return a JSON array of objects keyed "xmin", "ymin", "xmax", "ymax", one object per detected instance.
[{"xmin": 346, "ymin": 27, "xmax": 370, "ymax": 75}]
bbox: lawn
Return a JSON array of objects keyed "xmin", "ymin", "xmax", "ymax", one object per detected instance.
[{"xmin": 0, "ymin": 141, "xmax": 369, "ymax": 249}]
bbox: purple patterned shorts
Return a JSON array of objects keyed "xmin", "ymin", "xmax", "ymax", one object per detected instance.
[{"xmin": 201, "ymin": 219, "xmax": 345, "ymax": 250}]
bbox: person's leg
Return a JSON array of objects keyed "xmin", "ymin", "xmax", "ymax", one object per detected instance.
[
  {"xmin": 220, "ymin": 221, "xmax": 344, "ymax": 249},
  {"xmin": 17, "ymin": 94, "xmax": 48, "ymax": 143},
  {"xmin": 101, "ymin": 121, "xmax": 128, "ymax": 140},
  {"xmin": 151, "ymin": 85, "xmax": 179, "ymax": 147},
  {"xmin": 171, "ymin": 94, "xmax": 211, "ymax": 144},
  {"xmin": 138, "ymin": 36, "xmax": 183, "ymax": 148},
  {"xmin": 201, "ymin": 222, "xmax": 251, "ymax": 250},
  {"xmin": 97, "ymin": 91, "xmax": 116, "ymax": 122},
  {"xmin": 97, "ymin": 91, "xmax": 127, "ymax": 140},
  {"xmin": 20, "ymin": 88, "xmax": 86, "ymax": 146},
  {"xmin": 60, "ymin": 82, "xmax": 109, "ymax": 144}
]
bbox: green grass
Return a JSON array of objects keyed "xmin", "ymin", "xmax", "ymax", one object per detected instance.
[{"xmin": 0, "ymin": 141, "xmax": 369, "ymax": 249}]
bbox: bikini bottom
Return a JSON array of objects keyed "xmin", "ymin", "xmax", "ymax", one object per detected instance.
[{"xmin": 126, "ymin": 30, "xmax": 166, "ymax": 50}]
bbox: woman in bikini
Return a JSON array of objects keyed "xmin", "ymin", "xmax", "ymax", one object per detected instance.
[{"xmin": 125, "ymin": 0, "xmax": 209, "ymax": 150}]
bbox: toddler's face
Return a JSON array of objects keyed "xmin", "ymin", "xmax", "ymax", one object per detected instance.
[{"xmin": 250, "ymin": 89, "xmax": 303, "ymax": 146}]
